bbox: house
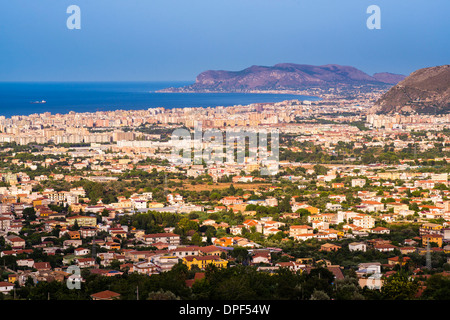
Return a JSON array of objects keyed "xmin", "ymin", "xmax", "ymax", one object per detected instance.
[
  {"xmin": 182, "ymin": 255, "xmax": 228, "ymax": 270},
  {"xmin": 327, "ymin": 266, "xmax": 345, "ymax": 281},
  {"xmin": 76, "ymin": 257, "xmax": 96, "ymax": 268},
  {"xmin": 352, "ymin": 214, "xmax": 376, "ymax": 229},
  {"xmin": 66, "ymin": 215, "xmax": 97, "ymax": 227},
  {"xmin": 6, "ymin": 235, "xmax": 26, "ymax": 248},
  {"xmin": 419, "ymin": 223, "xmax": 443, "ymax": 235},
  {"xmin": 388, "ymin": 256, "xmax": 411, "ymax": 266},
  {"xmin": 198, "ymin": 245, "xmax": 227, "ymax": 257},
  {"xmin": 8, "ymin": 274, "xmax": 17, "ymax": 284},
  {"xmin": 220, "ymin": 196, "xmax": 243, "ymax": 206},
  {"xmin": 0, "ymin": 282, "xmax": 14, "ymax": 294},
  {"xmin": 0, "ymin": 217, "xmax": 12, "ymax": 231},
  {"xmin": 74, "ymin": 248, "xmax": 91, "ymax": 256},
  {"xmin": 312, "ymin": 221, "xmax": 330, "ymax": 231},
  {"xmin": 102, "ymin": 242, "xmax": 121, "ymax": 250},
  {"xmin": 132, "ymin": 261, "xmax": 158, "ymax": 275},
  {"xmin": 109, "ymin": 229, "xmax": 128, "ymax": 239},
  {"xmin": 124, "ymin": 250, "xmax": 154, "ymax": 262},
  {"xmin": 229, "ymin": 225, "xmax": 245, "ymax": 235},
  {"xmin": 138, "ymin": 233, "xmax": 181, "ymax": 246},
  {"xmin": 386, "ymin": 202, "xmax": 409, "ymax": 214},
  {"xmin": 151, "ymin": 254, "xmax": 180, "ymax": 272},
  {"xmin": 289, "ymin": 225, "xmax": 314, "ymax": 238},
  {"xmin": 360, "ymin": 201, "xmax": 384, "ymax": 212},
  {"xmin": 232, "ymin": 176, "xmax": 253, "ymax": 183},
  {"xmin": 374, "ymin": 244, "xmax": 397, "ymax": 252},
  {"xmin": 201, "ymin": 219, "xmax": 216, "ymax": 226},
  {"xmin": 326, "ymin": 203, "xmax": 342, "ymax": 211},
  {"xmin": 371, "ymin": 227, "xmax": 390, "ymax": 235},
  {"xmin": 303, "ymin": 206, "xmax": 320, "ymax": 215},
  {"xmin": 34, "ymin": 262, "xmax": 52, "ymax": 271},
  {"xmin": 214, "ymin": 237, "xmax": 235, "ymax": 247},
  {"xmin": 319, "ymin": 243, "xmax": 341, "ymax": 252},
  {"xmin": 90, "ymin": 290, "xmax": 121, "ymax": 300},
  {"xmin": 351, "ymin": 179, "xmax": 366, "ymax": 188},
  {"xmin": 276, "ymin": 261, "xmax": 305, "ymax": 272},
  {"xmin": 168, "ymin": 246, "xmax": 201, "ymax": 259},
  {"xmin": 349, "ymin": 242, "xmax": 367, "ymax": 252},
  {"xmin": 251, "ymin": 250, "xmax": 271, "ymax": 265},
  {"xmin": 356, "ymin": 262, "xmax": 381, "ymax": 276},
  {"xmin": 132, "ymin": 199, "xmax": 147, "ymax": 210},
  {"xmin": 243, "ymin": 219, "xmax": 261, "ymax": 232},
  {"xmin": 422, "ymin": 234, "xmax": 443, "ymax": 247},
  {"xmin": 84, "ymin": 205, "xmax": 107, "ymax": 214},
  {"xmin": 17, "ymin": 259, "xmax": 35, "ymax": 268},
  {"xmin": 380, "ymin": 214, "xmax": 394, "ymax": 223},
  {"xmin": 80, "ymin": 227, "xmax": 98, "ymax": 238},
  {"xmin": 68, "ymin": 231, "xmax": 81, "ymax": 240},
  {"xmin": 63, "ymin": 239, "xmax": 83, "ymax": 249},
  {"xmin": 404, "ymin": 239, "xmax": 418, "ymax": 246},
  {"xmin": 167, "ymin": 193, "xmax": 183, "ymax": 205},
  {"xmin": 265, "ymin": 197, "xmax": 278, "ymax": 207}
]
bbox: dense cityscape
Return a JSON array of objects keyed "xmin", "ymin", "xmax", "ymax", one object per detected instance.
[{"xmin": 0, "ymin": 86, "xmax": 449, "ymax": 301}]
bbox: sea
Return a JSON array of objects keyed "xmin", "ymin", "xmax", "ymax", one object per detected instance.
[{"xmin": 0, "ymin": 81, "xmax": 320, "ymax": 118}]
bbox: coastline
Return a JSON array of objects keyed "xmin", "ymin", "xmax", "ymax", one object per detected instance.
[{"xmin": 0, "ymin": 82, "xmax": 320, "ymax": 118}]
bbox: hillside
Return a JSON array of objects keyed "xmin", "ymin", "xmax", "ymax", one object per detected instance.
[{"xmin": 371, "ymin": 65, "xmax": 450, "ymax": 114}]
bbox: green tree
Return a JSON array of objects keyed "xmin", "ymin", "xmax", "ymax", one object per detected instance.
[{"xmin": 381, "ymin": 271, "xmax": 419, "ymax": 300}]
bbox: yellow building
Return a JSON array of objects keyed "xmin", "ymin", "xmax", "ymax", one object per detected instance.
[
  {"xmin": 148, "ymin": 202, "xmax": 164, "ymax": 209},
  {"xmin": 8, "ymin": 274, "xmax": 17, "ymax": 284},
  {"xmin": 68, "ymin": 231, "xmax": 81, "ymax": 240},
  {"xmin": 305, "ymin": 206, "xmax": 320, "ymax": 215},
  {"xmin": 70, "ymin": 203, "xmax": 87, "ymax": 213},
  {"xmin": 422, "ymin": 234, "xmax": 443, "ymax": 247},
  {"xmin": 386, "ymin": 202, "xmax": 409, "ymax": 214},
  {"xmin": 32, "ymin": 198, "xmax": 44, "ymax": 207},
  {"xmin": 66, "ymin": 215, "xmax": 97, "ymax": 227},
  {"xmin": 419, "ymin": 223, "xmax": 443, "ymax": 235},
  {"xmin": 182, "ymin": 255, "xmax": 228, "ymax": 270},
  {"xmin": 214, "ymin": 237, "xmax": 234, "ymax": 247},
  {"xmin": 245, "ymin": 163, "xmax": 260, "ymax": 173}
]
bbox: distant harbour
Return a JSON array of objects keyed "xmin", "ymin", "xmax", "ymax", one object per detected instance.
[{"xmin": 0, "ymin": 82, "xmax": 320, "ymax": 118}]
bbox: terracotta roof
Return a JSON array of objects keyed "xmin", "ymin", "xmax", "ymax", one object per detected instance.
[
  {"xmin": 184, "ymin": 255, "xmax": 222, "ymax": 262},
  {"xmin": 90, "ymin": 290, "xmax": 121, "ymax": 300},
  {"xmin": 0, "ymin": 282, "xmax": 14, "ymax": 287},
  {"xmin": 143, "ymin": 233, "xmax": 179, "ymax": 238}
]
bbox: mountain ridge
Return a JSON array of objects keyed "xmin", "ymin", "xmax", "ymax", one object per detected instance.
[{"xmin": 158, "ymin": 63, "xmax": 405, "ymax": 93}]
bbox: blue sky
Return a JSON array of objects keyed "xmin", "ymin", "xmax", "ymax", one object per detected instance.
[{"xmin": 0, "ymin": 0, "xmax": 448, "ymax": 81}]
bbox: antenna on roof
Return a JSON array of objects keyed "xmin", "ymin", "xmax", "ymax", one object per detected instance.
[
  {"xmin": 164, "ymin": 172, "xmax": 168, "ymax": 199},
  {"xmin": 92, "ymin": 233, "xmax": 96, "ymax": 259},
  {"xmin": 426, "ymin": 241, "xmax": 432, "ymax": 270}
]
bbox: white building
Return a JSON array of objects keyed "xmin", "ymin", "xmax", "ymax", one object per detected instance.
[
  {"xmin": 0, "ymin": 282, "xmax": 14, "ymax": 294},
  {"xmin": 349, "ymin": 242, "xmax": 367, "ymax": 252}
]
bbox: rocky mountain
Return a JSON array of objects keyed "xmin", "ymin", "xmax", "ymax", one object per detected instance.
[
  {"xmin": 370, "ymin": 65, "xmax": 450, "ymax": 114},
  {"xmin": 159, "ymin": 63, "xmax": 404, "ymax": 92}
]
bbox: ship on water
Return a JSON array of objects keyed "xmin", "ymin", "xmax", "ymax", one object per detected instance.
[{"xmin": 30, "ymin": 100, "xmax": 47, "ymax": 104}]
